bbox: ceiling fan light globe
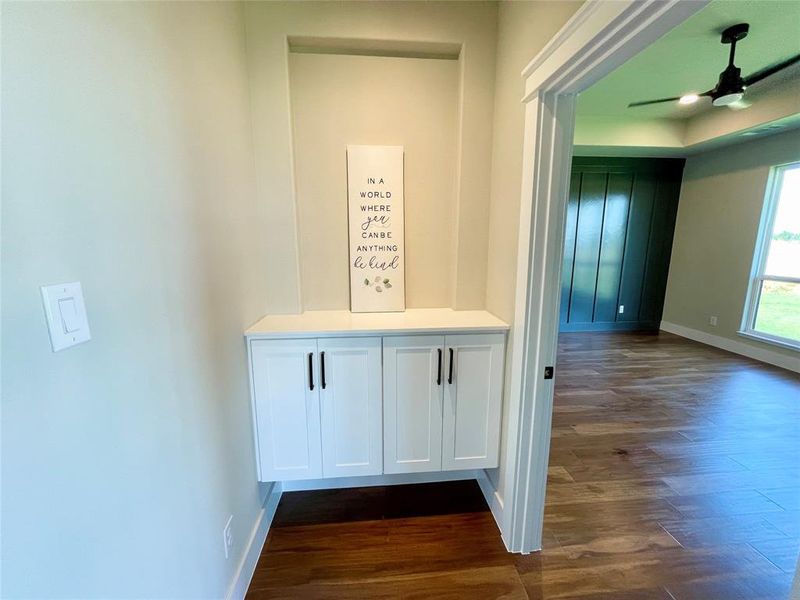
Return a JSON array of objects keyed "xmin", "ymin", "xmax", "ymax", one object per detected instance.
[
  {"xmin": 713, "ymin": 92, "xmax": 744, "ymax": 107},
  {"xmin": 679, "ymin": 94, "xmax": 700, "ymax": 105}
]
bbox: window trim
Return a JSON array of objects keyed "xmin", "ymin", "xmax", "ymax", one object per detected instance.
[{"xmin": 739, "ymin": 161, "xmax": 800, "ymax": 352}]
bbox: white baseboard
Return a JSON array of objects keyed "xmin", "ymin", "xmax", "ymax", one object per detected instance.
[
  {"xmin": 279, "ymin": 469, "xmax": 481, "ymax": 492},
  {"xmin": 660, "ymin": 321, "xmax": 800, "ymax": 373},
  {"xmin": 476, "ymin": 470, "xmax": 505, "ymax": 534},
  {"xmin": 226, "ymin": 482, "xmax": 283, "ymax": 600}
]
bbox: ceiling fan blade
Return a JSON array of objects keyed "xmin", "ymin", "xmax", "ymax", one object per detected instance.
[
  {"xmin": 743, "ymin": 53, "xmax": 800, "ymax": 86},
  {"xmin": 628, "ymin": 96, "xmax": 682, "ymax": 107}
]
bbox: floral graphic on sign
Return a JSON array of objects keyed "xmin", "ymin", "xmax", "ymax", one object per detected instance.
[{"xmin": 363, "ymin": 276, "xmax": 393, "ymax": 293}]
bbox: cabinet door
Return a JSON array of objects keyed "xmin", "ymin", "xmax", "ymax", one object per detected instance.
[
  {"xmin": 250, "ymin": 339, "xmax": 322, "ymax": 481},
  {"xmin": 318, "ymin": 337, "xmax": 383, "ymax": 478},
  {"xmin": 442, "ymin": 333, "xmax": 505, "ymax": 470},
  {"xmin": 383, "ymin": 335, "xmax": 444, "ymax": 474}
]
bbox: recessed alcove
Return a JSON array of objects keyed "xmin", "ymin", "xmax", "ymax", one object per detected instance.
[
  {"xmin": 245, "ymin": 8, "xmax": 499, "ymax": 314},
  {"xmin": 288, "ymin": 37, "xmax": 489, "ymax": 311},
  {"xmin": 288, "ymin": 43, "xmax": 463, "ymax": 310}
]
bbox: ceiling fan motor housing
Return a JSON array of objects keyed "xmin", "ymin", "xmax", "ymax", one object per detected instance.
[
  {"xmin": 713, "ymin": 23, "xmax": 749, "ymax": 105},
  {"xmin": 712, "ymin": 64, "xmax": 746, "ymax": 105}
]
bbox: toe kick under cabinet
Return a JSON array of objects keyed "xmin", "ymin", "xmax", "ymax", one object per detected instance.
[{"xmin": 245, "ymin": 309, "xmax": 509, "ymax": 483}]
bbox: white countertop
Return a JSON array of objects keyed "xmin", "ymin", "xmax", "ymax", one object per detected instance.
[{"xmin": 245, "ymin": 308, "xmax": 510, "ymax": 338}]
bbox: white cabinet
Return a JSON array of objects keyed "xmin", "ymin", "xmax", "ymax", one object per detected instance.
[
  {"xmin": 251, "ymin": 337, "xmax": 382, "ymax": 481},
  {"xmin": 251, "ymin": 339, "xmax": 322, "ymax": 481},
  {"xmin": 442, "ymin": 333, "xmax": 505, "ymax": 470},
  {"xmin": 383, "ymin": 333, "xmax": 505, "ymax": 474},
  {"xmin": 383, "ymin": 335, "xmax": 444, "ymax": 474},
  {"xmin": 318, "ymin": 337, "xmax": 382, "ymax": 478},
  {"xmin": 246, "ymin": 311, "xmax": 508, "ymax": 484}
]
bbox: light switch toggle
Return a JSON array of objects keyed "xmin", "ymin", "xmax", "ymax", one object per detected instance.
[
  {"xmin": 58, "ymin": 298, "xmax": 80, "ymax": 333},
  {"xmin": 41, "ymin": 282, "xmax": 91, "ymax": 352}
]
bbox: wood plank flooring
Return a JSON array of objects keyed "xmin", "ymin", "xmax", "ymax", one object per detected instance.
[{"xmin": 247, "ymin": 332, "xmax": 800, "ymax": 599}]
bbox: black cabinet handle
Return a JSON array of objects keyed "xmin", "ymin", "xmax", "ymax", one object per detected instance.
[
  {"xmin": 448, "ymin": 348, "xmax": 454, "ymax": 385},
  {"xmin": 437, "ymin": 348, "xmax": 442, "ymax": 385},
  {"xmin": 321, "ymin": 352, "xmax": 327, "ymax": 390},
  {"xmin": 308, "ymin": 352, "xmax": 314, "ymax": 391}
]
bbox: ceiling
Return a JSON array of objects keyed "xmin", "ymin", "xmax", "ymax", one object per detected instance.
[{"xmin": 577, "ymin": 0, "xmax": 800, "ymax": 120}]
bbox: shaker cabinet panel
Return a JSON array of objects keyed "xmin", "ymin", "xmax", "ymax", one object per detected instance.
[
  {"xmin": 251, "ymin": 339, "xmax": 322, "ymax": 481},
  {"xmin": 442, "ymin": 333, "xmax": 505, "ymax": 470},
  {"xmin": 383, "ymin": 335, "xmax": 444, "ymax": 474},
  {"xmin": 318, "ymin": 337, "xmax": 383, "ymax": 478}
]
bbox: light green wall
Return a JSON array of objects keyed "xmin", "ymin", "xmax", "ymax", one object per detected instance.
[
  {"xmin": 1, "ymin": 2, "xmax": 268, "ymax": 597},
  {"xmin": 663, "ymin": 129, "xmax": 800, "ymax": 362}
]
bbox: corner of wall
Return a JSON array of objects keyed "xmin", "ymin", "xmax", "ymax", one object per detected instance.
[
  {"xmin": 226, "ymin": 482, "xmax": 283, "ymax": 600},
  {"xmin": 660, "ymin": 321, "xmax": 800, "ymax": 373}
]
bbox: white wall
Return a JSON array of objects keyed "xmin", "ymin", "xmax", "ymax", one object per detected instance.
[
  {"xmin": 243, "ymin": 0, "xmax": 498, "ymax": 313},
  {"xmin": 663, "ymin": 130, "xmax": 800, "ymax": 365},
  {"xmin": 1, "ymin": 2, "xmax": 268, "ymax": 597}
]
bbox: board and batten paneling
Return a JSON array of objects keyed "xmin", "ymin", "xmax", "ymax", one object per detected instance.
[{"xmin": 560, "ymin": 157, "xmax": 684, "ymax": 332}]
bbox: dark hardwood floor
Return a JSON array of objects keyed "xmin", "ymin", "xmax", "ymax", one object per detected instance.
[{"xmin": 246, "ymin": 331, "xmax": 800, "ymax": 599}]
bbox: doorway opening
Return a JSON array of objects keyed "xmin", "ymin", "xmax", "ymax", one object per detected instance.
[{"xmin": 520, "ymin": 1, "xmax": 800, "ymax": 596}]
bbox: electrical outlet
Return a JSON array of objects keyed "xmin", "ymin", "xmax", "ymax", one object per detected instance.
[
  {"xmin": 709, "ymin": 316, "xmax": 718, "ymax": 327},
  {"xmin": 223, "ymin": 515, "xmax": 233, "ymax": 559},
  {"xmin": 618, "ymin": 305, "xmax": 625, "ymax": 314}
]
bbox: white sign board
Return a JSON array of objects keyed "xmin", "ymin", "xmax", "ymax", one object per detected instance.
[{"xmin": 347, "ymin": 145, "xmax": 405, "ymax": 313}]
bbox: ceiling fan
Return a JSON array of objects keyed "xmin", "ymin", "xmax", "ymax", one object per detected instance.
[{"xmin": 628, "ymin": 23, "xmax": 800, "ymax": 109}]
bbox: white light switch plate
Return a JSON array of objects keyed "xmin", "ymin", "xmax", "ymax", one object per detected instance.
[{"xmin": 41, "ymin": 282, "xmax": 91, "ymax": 351}]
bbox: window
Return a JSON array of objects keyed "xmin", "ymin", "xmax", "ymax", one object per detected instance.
[{"xmin": 741, "ymin": 162, "xmax": 800, "ymax": 349}]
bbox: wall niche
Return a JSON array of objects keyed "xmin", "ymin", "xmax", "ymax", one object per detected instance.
[{"xmin": 288, "ymin": 43, "xmax": 461, "ymax": 310}]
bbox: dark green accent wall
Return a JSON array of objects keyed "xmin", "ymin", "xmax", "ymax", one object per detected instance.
[{"xmin": 560, "ymin": 157, "xmax": 684, "ymax": 332}]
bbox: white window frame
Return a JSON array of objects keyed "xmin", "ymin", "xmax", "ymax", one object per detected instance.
[{"xmin": 740, "ymin": 161, "xmax": 800, "ymax": 351}]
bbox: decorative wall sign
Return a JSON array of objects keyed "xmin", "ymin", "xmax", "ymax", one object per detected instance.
[{"xmin": 347, "ymin": 145, "xmax": 405, "ymax": 313}]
